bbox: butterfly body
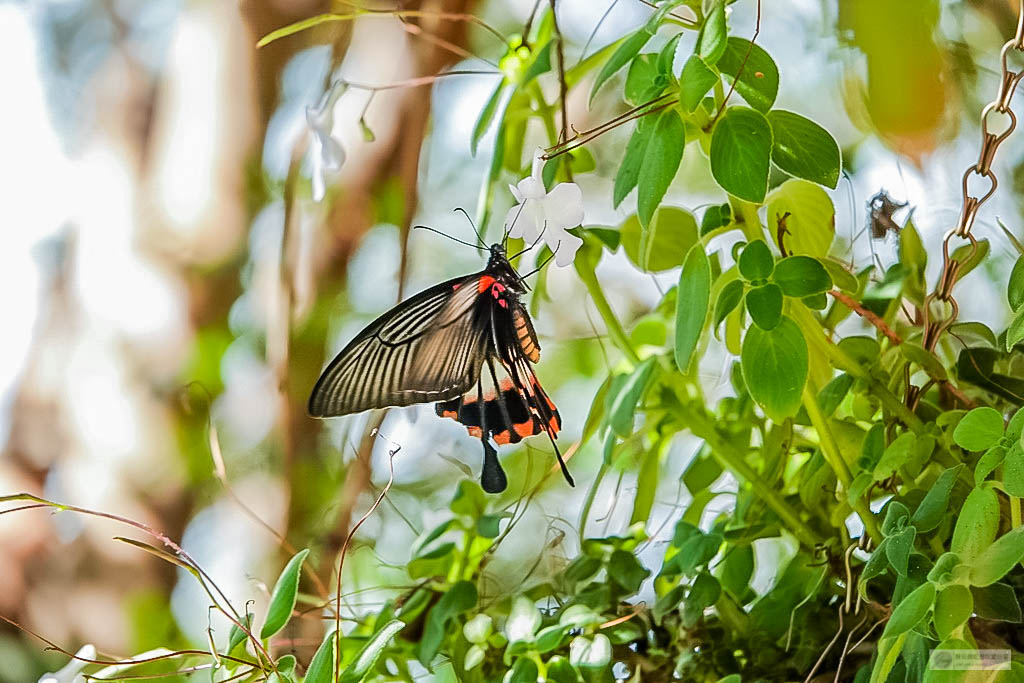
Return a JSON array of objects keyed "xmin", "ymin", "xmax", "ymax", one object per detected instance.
[{"xmin": 308, "ymin": 244, "xmax": 572, "ymax": 493}]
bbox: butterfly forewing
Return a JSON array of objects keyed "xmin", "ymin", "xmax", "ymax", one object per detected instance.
[
  {"xmin": 308, "ymin": 243, "xmax": 573, "ymax": 492},
  {"xmin": 308, "ymin": 273, "xmax": 488, "ymax": 416}
]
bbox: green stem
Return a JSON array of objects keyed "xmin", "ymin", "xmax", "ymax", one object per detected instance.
[
  {"xmin": 578, "ymin": 463, "xmax": 608, "ymax": 546},
  {"xmin": 682, "ymin": 407, "xmax": 818, "ymax": 549},
  {"xmin": 714, "ymin": 591, "xmax": 749, "ymax": 637},
  {"xmin": 575, "ymin": 259, "xmax": 641, "ymax": 366},
  {"xmin": 731, "ymin": 199, "xmax": 763, "ymax": 242},
  {"xmin": 802, "ymin": 385, "xmax": 882, "ymax": 544},
  {"xmin": 790, "ymin": 305, "xmax": 924, "ymax": 433}
]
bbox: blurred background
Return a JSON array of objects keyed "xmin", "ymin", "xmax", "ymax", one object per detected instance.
[{"xmin": 2, "ymin": 0, "xmax": 1024, "ymax": 678}]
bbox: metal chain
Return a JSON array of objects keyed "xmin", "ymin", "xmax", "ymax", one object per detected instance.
[{"xmin": 907, "ymin": 3, "xmax": 1024, "ymax": 409}]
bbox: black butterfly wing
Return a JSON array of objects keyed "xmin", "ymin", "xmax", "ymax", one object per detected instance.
[{"xmin": 308, "ymin": 273, "xmax": 491, "ymax": 417}]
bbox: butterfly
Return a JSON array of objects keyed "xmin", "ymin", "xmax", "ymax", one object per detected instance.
[{"xmin": 307, "ymin": 241, "xmax": 573, "ymax": 494}]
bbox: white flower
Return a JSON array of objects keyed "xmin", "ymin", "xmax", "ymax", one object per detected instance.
[
  {"xmin": 504, "ymin": 148, "xmax": 584, "ymax": 267},
  {"xmin": 38, "ymin": 644, "xmax": 95, "ymax": 683},
  {"xmin": 305, "ymin": 83, "xmax": 347, "ymax": 202},
  {"xmin": 504, "ymin": 596, "xmax": 542, "ymax": 643}
]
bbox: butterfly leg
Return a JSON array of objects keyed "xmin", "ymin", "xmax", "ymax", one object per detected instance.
[{"xmin": 476, "ymin": 374, "xmax": 507, "ymax": 493}]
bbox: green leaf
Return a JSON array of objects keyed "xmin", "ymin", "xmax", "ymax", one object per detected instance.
[
  {"xmin": 682, "ymin": 572, "xmax": 721, "ymax": 628},
  {"xmin": 773, "ymin": 256, "xmax": 832, "ymax": 297},
  {"xmin": 933, "ymin": 585, "xmax": 972, "ymax": 640},
  {"xmin": 545, "ymin": 656, "xmax": 580, "ymax": 683},
  {"xmin": 679, "ymin": 56, "xmax": 719, "ymax": 112},
  {"xmin": 953, "ymin": 407, "xmax": 1004, "ymax": 451},
  {"xmin": 717, "ymin": 38, "xmax": 779, "ymax": 112},
  {"xmin": 822, "ymin": 258, "xmax": 858, "ymax": 293},
  {"xmin": 260, "ymin": 549, "xmax": 309, "ymax": 639},
  {"xmin": 971, "ymin": 582, "xmax": 1023, "ymax": 622},
  {"xmin": 620, "ymin": 207, "xmax": 699, "ymax": 272},
  {"xmin": 1006, "ymin": 308, "xmax": 1024, "ymax": 351},
  {"xmin": 818, "ymin": 373, "xmax": 853, "ymax": 417},
  {"xmin": 637, "ymin": 108, "xmax": 686, "ymax": 228},
  {"xmin": 564, "ymin": 555, "xmax": 602, "ymax": 584},
  {"xmin": 535, "ymin": 624, "xmax": 569, "ymax": 654},
  {"xmin": 614, "ymin": 115, "xmax": 653, "ymax": 207},
  {"xmin": 1009, "ymin": 255, "xmax": 1024, "ymax": 311},
  {"xmin": 718, "ymin": 545, "xmax": 754, "ymax": 600},
  {"xmin": 710, "ymin": 107, "xmax": 773, "ymax": 202},
  {"xmin": 859, "ymin": 540, "xmax": 890, "ymax": 597},
  {"xmin": 951, "ymin": 237, "xmax": 990, "ymax": 282},
  {"xmin": 608, "ymin": 549, "xmax": 651, "ymax": 593},
  {"xmin": 472, "ymin": 82, "xmax": 507, "ymax": 156},
  {"xmin": 975, "ymin": 445, "xmax": 1007, "ymax": 485},
  {"xmin": 714, "ymin": 279, "xmax": 745, "ymax": 329},
  {"xmin": 520, "ymin": 40, "xmax": 553, "ymax": 84},
  {"xmin": 899, "ymin": 220, "xmax": 927, "ymax": 304},
  {"xmin": 738, "ymin": 239, "xmax": 775, "ymax": 281},
  {"xmin": 699, "ymin": 1, "xmax": 728, "ymax": 64},
  {"xmin": 874, "ymin": 431, "xmax": 916, "ymax": 481},
  {"xmin": 766, "ymin": 110, "xmax": 841, "ymax": 188},
  {"xmin": 741, "ymin": 315, "xmax": 808, "ymax": 422},
  {"xmin": 658, "ymin": 32, "xmax": 682, "ymax": 75},
  {"xmin": 339, "ymin": 619, "xmax": 405, "ymax": 683},
  {"xmin": 683, "ymin": 453, "xmax": 723, "ymax": 492},
  {"xmin": 951, "ymin": 486, "xmax": 1000, "ymax": 565},
  {"xmin": 701, "ymin": 203, "xmax": 732, "ymax": 234},
  {"xmin": 408, "ymin": 542, "xmax": 456, "ymax": 579},
  {"xmin": 226, "ymin": 612, "xmax": 253, "ymax": 656},
  {"xmin": 625, "ymin": 54, "xmax": 661, "ymax": 105},
  {"xmin": 910, "ymin": 465, "xmax": 963, "ymax": 533},
  {"xmin": 608, "ymin": 357, "xmax": 657, "ymax": 437},
  {"xmin": 927, "ymin": 552, "xmax": 963, "ymax": 588},
  {"xmin": 1005, "ymin": 443, "xmax": 1024, "ymax": 496},
  {"xmin": 766, "ymin": 179, "xmax": 836, "ymax": 258},
  {"xmin": 675, "ymin": 243, "xmax": 712, "ymax": 372},
  {"xmin": 885, "ymin": 526, "xmax": 916, "ymax": 577},
  {"xmin": 508, "ymin": 657, "xmax": 539, "ymax": 683},
  {"xmin": 257, "ymin": 13, "xmax": 350, "ymax": 47},
  {"xmin": 746, "ymin": 283, "xmax": 783, "ymax": 330},
  {"xmin": 881, "ymin": 501, "xmax": 911, "ymax": 535},
  {"xmin": 450, "ymin": 479, "xmax": 486, "ymax": 518},
  {"xmin": 303, "ymin": 628, "xmax": 336, "ymax": 683},
  {"xmin": 968, "ymin": 526, "xmax": 1024, "ymax": 586},
  {"xmin": 881, "ymin": 582, "xmax": 935, "ymax": 639},
  {"xmin": 900, "ymin": 342, "xmax": 948, "ymax": 382},
  {"xmin": 1011, "ymin": 406, "xmax": 1024, "ymax": 440},
  {"xmin": 590, "ymin": 29, "xmax": 653, "ymax": 104},
  {"xmin": 419, "ymin": 581, "xmax": 477, "ymax": 664}
]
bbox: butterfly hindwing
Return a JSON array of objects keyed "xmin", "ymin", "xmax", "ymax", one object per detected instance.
[
  {"xmin": 308, "ymin": 273, "xmax": 492, "ymax": 417},
  {"xmin": 309, "ymin": 242, "xmax": 574, "ymax": 492}
]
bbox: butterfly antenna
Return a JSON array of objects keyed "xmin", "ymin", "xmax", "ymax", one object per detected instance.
[
  {"xmin": 453, "ymin": 207, "xmax": 486, "ymax": 249},
  {"xmin": 520, "ymin": 247, "xmax": 556, "ymax": 279},
  {"xmin": 508, "ymin": 222, "xmax": 547, "ymax": 260},
  {"xmin": 503, "ymin": 201, "xmax": 528, "ymax": 249},
  {"xmin": 412, "ymin": 225, "xmax": 483, "ymax": 250}
]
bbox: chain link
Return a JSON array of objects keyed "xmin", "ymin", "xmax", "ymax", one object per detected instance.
[{"xmin": 907, "ymin": 2, "xmax": 1024, "ymax": 408}]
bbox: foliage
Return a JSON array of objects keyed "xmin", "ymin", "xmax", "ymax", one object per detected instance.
[{"xmin": 20, "ymin": 1, "xmax": 1024, "ymax": 682}]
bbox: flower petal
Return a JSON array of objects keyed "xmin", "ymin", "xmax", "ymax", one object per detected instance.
[
  {"xmin": 552, "ymin": 231, "xmax": 583, "ymax": 267},
  {"xmin": 508, "ymin": 200, "xmax": 544, "ymax": 242},
  {"xmin": 508, "ymin": 183, "xmax": 523, "ymax": 203},
  {"xmin": 542, "ymin": 182, "xmax": 585, "ymax": 228},
  {"xmin": 516, "ymin": 176, "xmax": 545, "ymax": 200},
  {"xmin": 320, "ymin": 134, "xmax": 346, "ymax": 172},
  {"xmin": 530, "ymin": 147, "xmax": 545, "ymax": 181},
  {"xmin": 310, "ymin": 144, "xmax": 327, "ymax": 202}
]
